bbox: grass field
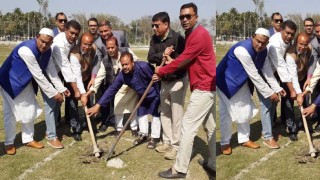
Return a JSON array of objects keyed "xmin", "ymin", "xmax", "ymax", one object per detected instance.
[
  {"xmin": 216, "ymin": 44, "xmax": 320, "ymax": 179},
  {"xmin": 0, "ymin": 45, "xmax": 211, "ymax": 180}
]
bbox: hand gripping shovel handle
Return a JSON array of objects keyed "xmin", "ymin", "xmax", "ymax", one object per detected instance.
[
  {"xmin": 300, "ymin": 106, "xmax": 317, "ymax": 157},
  {"xmin": 105, "ymin": 58, "xmax": 166, "ymax": 161},
  {"xmin": 84, "ymin": 106, "xmax": 100, "ymax": 157}
]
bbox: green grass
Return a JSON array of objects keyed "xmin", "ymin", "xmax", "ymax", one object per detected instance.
[
  {"xmin": 0, "ymin": 45, "xmax": 210, "ymax": 179},
  {"xmin": 216, "ymin": 44, "xmax": 320, "ymax": 180}
]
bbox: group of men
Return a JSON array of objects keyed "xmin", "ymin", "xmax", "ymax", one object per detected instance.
[
  {"xmin": 217, "ymin": 12, "xmax": 320, "ymax": 156},
  {"xmin": 0, "ymin": 2, "xmax": 216, "ymax": 179}
]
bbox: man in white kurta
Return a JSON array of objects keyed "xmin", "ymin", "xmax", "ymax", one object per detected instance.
[
  {"xmin": 217, "ymin": 28, "xmax": 284, "ymax": 155},
  {"xmin": 0, "ymin": 28, "xmax": 69, "ymax": 155},
  {"xmin": 88, "ymin": 37, "xmax": 139, "ymax": 136}
]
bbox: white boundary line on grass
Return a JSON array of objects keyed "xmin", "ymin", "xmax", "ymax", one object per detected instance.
[
  {"xmin": 233, "ymin": 140, "xmax": 292, "ymax": 180},
  {"xmin": 18, "ymin": 140, "xmax": 76, "ymax": 180}
]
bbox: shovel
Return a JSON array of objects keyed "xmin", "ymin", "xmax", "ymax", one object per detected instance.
[
  {"xmin": 300, "ymin": 106, "xmax": 317, "ymax": 158},
  {"xmin": 84, "ymin": 106, "xmax": 101, "ymax": 157}
]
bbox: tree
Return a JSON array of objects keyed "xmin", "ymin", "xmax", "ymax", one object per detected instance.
[
  {"xmin": 286, "ymin": 13, "xmax": 303, "ymax": 33},
  {"xmin": 37, "ymin": 0, "xmax": 49, "ymax": 27},
  {"xmin": 211, "ymin": 16, "xmax": 216, "ymax": 36},
  {"xmin": 252, "ymin": 0, "xmax": 265, "ymax": 27}
]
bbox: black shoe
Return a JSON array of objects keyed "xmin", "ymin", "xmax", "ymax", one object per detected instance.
[
  {"xmin": 289, "ymin": 133, "xmax": 298, "ymax": 141},
  {"xmin": 133, "ymin": 135, "xmax": 148, "ymax": 146},
  {"xmin": 198, "ymin": 159, "xmax": 216, "ymax": 178},
  {"xmin": 99, "ymin": 125, "xmax": 107, "ymax": 132},
  {"xmin": 147, "ymin": 138, "xmax": 159, "ymax": 149},
  {"xmin": 112, "ymin": 131, "xmax": 120, "ymax": 137},
  {"xmin": 158, "ymin": 168, "xmax": 186, "ymax": 179},
  {"xmin": 315, "ymin": 124, "xmax": 320, "ymax": 133},
  {"xmin": 73, "ymin": 133, "xmax": 82, "ymax": 141},
  {"xmin": 131, "ymin": 130, "xmax": 139, "ymax": 137}
]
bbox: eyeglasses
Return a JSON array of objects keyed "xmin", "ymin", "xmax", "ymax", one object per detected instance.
[
  {"xmin": 274, "ymin": 19, "xmax": 283, "ymax": 23},
  {"xmin": 151, "ymin": 24, "xmax": 159, "ymax": 28},
  {"xmin": 58, "ymin": 19, "xmax": 67, "ymax": 23},
  {"xmin": 89, "ymin": 24, "xmax": 97, "ymax": 27},
  {"xmin": 179, "ymin": 14, "xmax": 195, "ymax": 20},
  {"xmin": 305, "ymin": 25, "xmax": 314, "ymax": 27}
]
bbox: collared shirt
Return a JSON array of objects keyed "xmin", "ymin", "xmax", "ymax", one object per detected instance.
[
  {"xmin": 267, "ymin": 32, "xmax": 292, "ymax": 83},
  {"xmin": 285, "ymin": 53, "xmax": 302, "ymax": 94},
  {"xmin": 160, "ymin": 29, "xmax": 170, "ymax": 41},
  {"xmin": 50, "ymin": 32, "xmax": 76, "ymax": 82}
]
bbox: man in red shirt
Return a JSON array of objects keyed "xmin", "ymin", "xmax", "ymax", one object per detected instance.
[{"xmin": 156, "ymin": 2, "xmax": 216, "ymax": 179}]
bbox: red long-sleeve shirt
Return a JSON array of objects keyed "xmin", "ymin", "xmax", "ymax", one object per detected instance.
[{"xmin": 158, "ymin": 25, "xmax": 216, "ymax": 92}]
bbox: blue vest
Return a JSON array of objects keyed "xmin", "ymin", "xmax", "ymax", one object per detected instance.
[
  {"xmin": 0, "ymin": 39, "xmax": 51, "ymax": 99},
  {"xmin": 216, "ymin": 38, "xmax": 267, "ymax": 99},
  {"xmin": 53, "ymin": 27, "xmax": 60, "ymax": 37}
]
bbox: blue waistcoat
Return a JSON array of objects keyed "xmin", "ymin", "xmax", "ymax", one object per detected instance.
[
  {"xmin": 216, "ymin": 38, "xmax": 267, "ymax": 99},
  {"xmin": 0, "ymin": 39, "xmax": 51, "ymax": 99}
]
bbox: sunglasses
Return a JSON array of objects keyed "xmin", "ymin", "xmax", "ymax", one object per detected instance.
[
  {"xmin": 274, "ymin": 19, "xmax": 283, "ymax": 23},
  {"xmin": 179, "ymin": 14, "xmax": 195, "ymax": 20},
  {"xmin": 151, "ymin": 24, "xmax": 159, "ymax": 28},
  {"xmin": 58, "ymin": 19, "xmax": 67, "ymax": 23}
]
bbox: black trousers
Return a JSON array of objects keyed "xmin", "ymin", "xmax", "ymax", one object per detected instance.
[{"xmin": 65, "ymin": 79, "xmax": 96, "ymax": 134}]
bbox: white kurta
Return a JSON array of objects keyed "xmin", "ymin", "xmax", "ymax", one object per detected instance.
[
  {"xmin": 0, "ymin": 83, "xmax": 42, "ymax": 123},
  {"xmin": 219, "ymin": 46, "xmax": 283, "ymax": 123},
  {"xmin": 218, "ymin": 82, "xmax": 258, "ymax": 123},
  {"xmin": 285, "ymin": 53, "xmax": 302, "ymax": 94}
]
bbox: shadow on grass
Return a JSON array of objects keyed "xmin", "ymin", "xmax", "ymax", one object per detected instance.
[
  {"xmin": 0, "ymin": 117, "xmax": 75, "ymax": 157},
  {"xmin": 188, "ymin": 135, "xmax": 211, "ymax": 165},
  {"xmin": 216, "ymin": 119, "xmax": 290, "ymax": 157}
]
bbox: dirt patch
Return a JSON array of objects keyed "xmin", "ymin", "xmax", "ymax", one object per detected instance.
[
  {"xmin": 79, "ymin": 141, "xmax": 110, "ymax": 164},
  {"xmin": 295, "ymin": 139, "xmax": 320, "ymax": 164}
]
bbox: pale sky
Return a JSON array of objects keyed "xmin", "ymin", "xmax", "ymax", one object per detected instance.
[
  {"xmin": 0, "ymin": 0, "xmax": 215, "ymax": 24},
  {"xmin": 217, "ymin": 0, "xmax": 320, "ymax": 18}
]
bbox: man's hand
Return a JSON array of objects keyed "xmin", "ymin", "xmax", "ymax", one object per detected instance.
[
  {"xmin": 86, "ymin": 90, "xmax": 94, "ymax": 96},
  {"xmin": 163, "ymin": 54, "xmax": 174, "ymax": 65},
  {"xmin": 155, "ymin": 66, "xmax": 161, "ymax": 75},
  {"xmin": 80, "ymin": 94, "xmax": 88, "ymax": 107},
  {"xmin": 302, "ymin": 89, "xmax": 311, "ymax": 97},
  {"xmin": 269, "ymin": 93, "xmax": 280, "ymax": 103},
  {"xmin": 87, "ymin": 78, "xmax": 95, "ymax": 91},
  {"xmin": 296, "ymin": 93, "xmax": 304, "ymax": 107},
  {"xmin": 53, "ymin": 93, "xmax": 64, "ymax": 103},
  {"xmin": 164, "ymin": 45, "xmax": 174, "ymax": 56},
  {"xmin": 278, "ymin": 89, "xmax": 286, "ymax": 97},
  {"xmin": 303, "ymin": 104, "xmax": 317, "ymax": 117},
  {"xmin": 87, "ymin": 104, "xmax": 101, "ymax": 117},
  {"xmin": 74, "ymin": 89, "xmax": 81, "ymax": 100},
  {"xmin": 63, "ymin": 89, "xmax": 71, "ymax": 97},
  {"xmin": 290, "ymin": 90, "xmax": 297, "ymax": 100},
  {"xmin": 70, "ymin": 82, "xmax": 81, "ymax": 100},
  {"xmin": 152, "ymin": 74, "xmax": 161, "ymax": 82},
  {"xmin": 303, "ymin": 78, "xmax": 311, "ymax": 90}
]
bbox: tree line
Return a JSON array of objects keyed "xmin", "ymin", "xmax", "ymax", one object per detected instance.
[{"xmin": 216, "ymin": 7, "xmax": 320, "ymax": 41}]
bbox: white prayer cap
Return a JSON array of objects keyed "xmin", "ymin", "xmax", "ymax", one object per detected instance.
[
  {"xmin": 39, "ymin": 28, "xmax": 54, "ymax": 38},
  {"xmin": 255, "ymin": 28, "xmax": 270, "ymax": 38}
]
